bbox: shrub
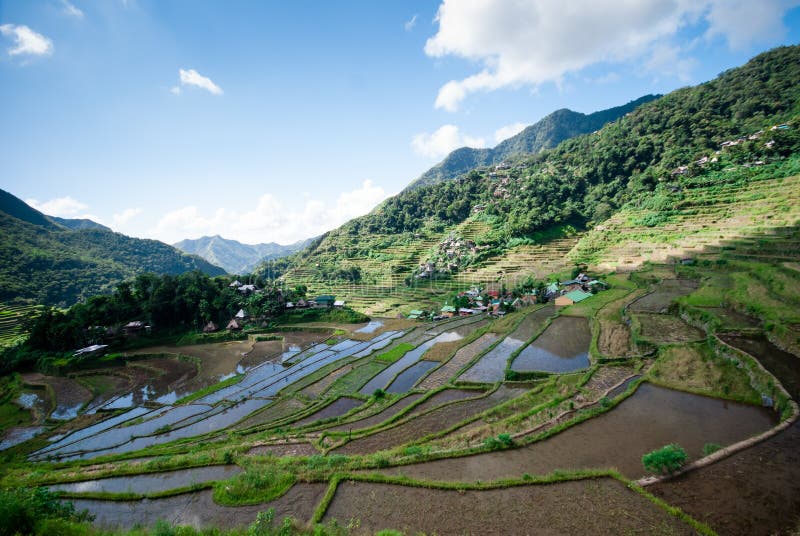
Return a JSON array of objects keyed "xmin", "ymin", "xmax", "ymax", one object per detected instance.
[
  {"xmin": 0, "ymin": 487, "xmax": 91, "ymax": 536},
  {"xmin": 372, "ymin": 388, "xmax": 386, "ymax": 399},
  {"xmin": 702, "ymin": 443, "xmax": 722, "ymax": 456},
  {"xmin": 642, "ymin": 444, "xmax": 688, "ymax": 474}
]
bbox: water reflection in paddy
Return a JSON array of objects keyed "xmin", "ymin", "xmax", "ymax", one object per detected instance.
[
  {"xmin": 511, "ymin": 316, "xmax": 591, "ymax": 373},
  {"xmin": 50, "ymin": 465, "xmax": 241, "ymax": 494},
  {"xmin": 384, "ymin": 383, "xmax": 776, "ymax": 480}
]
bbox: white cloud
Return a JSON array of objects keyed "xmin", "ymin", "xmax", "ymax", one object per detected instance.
[
  {"xmin": 113, "ymin": 207, "xmax": 143, "ymax": 226},
  {"xmin": 424, "ymin": 0, "xmax": 798, "ymax": 111},
  {"xmin": 411, "ymin": 124, "xmax": 486, "ymax": 159},
  {"xmin": 494, "ymin": 122, "xmax": 527, "ymax": 143},
  {"xmin": 0, "ymin": 24, "xmax": 53, "ymax": 57},
  {"xmin": 150, "ymin": 180, "xmax": 392, "ymax": 244},
  {"xmin": 404, "ymin": 14, "xmax": 418, "ymax": 31},
  {"xmin": 26, "ymin": 196, "xmax": 103, "ymax": 223},
  {"xmin": 705, "ymin": 0, "xmax": 800, "ymax": 50},
  {"xmin": 27, "ymin": 196, "xmax": 87, "ymax": 217},
  {"xmin": 645, "ymin": 44, "xmax": 697, "ymax": 82},
  {"xmin": 175, "ymin": 68, "xmax": 223, "ymax": 95},
  {"xmin": 61, "ymin": 0, "xmax": 84, "ymax": 19},
  {"xmin": 170, "ymin": 86, "xmax": 181, "ymax": 95}
]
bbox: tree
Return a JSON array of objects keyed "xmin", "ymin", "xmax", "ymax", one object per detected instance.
[{"xmin": 642, "ymin": 444, "xmax": 688, "ymax": 474}]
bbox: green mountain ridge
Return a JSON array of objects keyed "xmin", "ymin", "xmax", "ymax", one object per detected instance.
[
  {"xmin": 0, "ymin": 189, "xmax": 227, "ymax": 307},
  {"xmin": 265, "ymin": 45, "xmax": 800, "ymax": 315},
  {"xmin": 406, "ymin": 94, "xmax": 659, "ymax": 191},
  {"xmin": 49, "ymin": 216, "xmax": 111, "ymax": 232},
  {"xmin": 174, "ymin": 235, "xmax": 315, "ymax": 274}
]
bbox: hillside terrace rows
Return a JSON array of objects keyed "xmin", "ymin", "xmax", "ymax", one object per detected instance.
[{"xmin": 573, "ymin": 173, "xmax": 800, "ymax": 269}]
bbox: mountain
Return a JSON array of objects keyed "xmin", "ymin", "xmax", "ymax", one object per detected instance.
[
  {"xmin": 49, "ymin": 216, "xmax": 111, "ymax": 232},
  {"xmin": 406, "ymin": 94, "xmax": 659, "ymax": 191},
  {"xmin": 268, "ymin": 46, "xmax": 800, "ymax": 315},
  {"xmin": 174, "ymin": 235, "xmax": 315, "ymax": 274},
  {"xmin": 0, "ymin": 189, "xmax": 226, "ymax": 306}
]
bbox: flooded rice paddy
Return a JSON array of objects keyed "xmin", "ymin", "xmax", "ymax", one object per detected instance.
[
  {"xmin": 628, "ymin": 279, "xmax": 698, "ymax": 313},
  {"xmin": 32, "ymin": 330, "xmax": 404, "ymax": 461},
  {"xmin": 291, "ymin": 397, "xmax": 363, "ymax": 427},
  {"xmin": 511, "ymin": 316, "xmax": 591, "ymax": 373},
  {"xmin": 385, "ymin": 360, "xmax": 438, "ymax": 393},
  {"xmin": 649, "ymin": 332, "xmax": 800, "ymax": 536},
  {"xmin": 358, "ymin": 331, "xmax": 463, "ymax": 395},
  {"xmin": 323, "ymin": 479, "xmax": 694, "ymax": 535},
  {"xmin": 719, "ymin": 333, "xmax": 800, "ymax": 399},
  {"xmin": 416, "ymin": 333, "xmax": 499, "ymax": 390},
  {"xmin": 50, "ymin": 465, "xmax": 241, "ymax": 494},
  {"xmin": 71, "ymin": 483, "xmax": 327, "ymax": 529},
  {"xmin": 459, "ymin": 307, "xmax": 552, "ymax": 382},
  {"xmin": 383, "ymin": 383, "xmax": 775, "ymax": 480},
  {"xmin": 326, "ymin": 394, "xmax": 424, "ymax": 433},
  {"xmin": 335, "ymin": 386, "xmax": 526, "ymax": 454}
]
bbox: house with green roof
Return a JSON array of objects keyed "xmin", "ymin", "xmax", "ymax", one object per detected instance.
[
  {"xmin": 315, "ymin": 295, "xmax": 336, "ymax": 308},
  {"xmin": 408, "ymin": 309, "xmax": 424, "ymax": 319},
  {"xmin": 555, "ymin": 289, "xmax": 593, "ymax": 307}
]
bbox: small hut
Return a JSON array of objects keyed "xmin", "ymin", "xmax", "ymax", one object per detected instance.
[
  {"xmin": 203, "ymin": 321, "xmax": 219, "ymax": 333},
  {"xmin": 235, "ymin": 309, "xmax": 248, "ymax": 319},
  {"xmin": 226, "ymin": 319, "xmax": 243, "ymax": 331}
]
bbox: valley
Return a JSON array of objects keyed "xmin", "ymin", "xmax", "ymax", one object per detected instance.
[{"xmin": 1, "ymin": 45, "xmax": 800, "ymax": 536}]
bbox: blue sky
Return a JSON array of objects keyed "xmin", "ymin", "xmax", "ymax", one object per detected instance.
[{"xmin": 2, "ymin": 0, "xmax": 799, "ymax": 244}]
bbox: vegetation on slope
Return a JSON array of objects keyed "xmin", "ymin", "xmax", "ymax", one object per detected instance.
[
  {"xmin": 0, "ymin": 189, "xmax": 226, "ymax": 307},
  {"xmin": 407, "ymin": 94, "xmax": 659, "ymax": 190},
  {"xmin": 272, "ymin": 46, "xmax": 800, "ymax": 308}
]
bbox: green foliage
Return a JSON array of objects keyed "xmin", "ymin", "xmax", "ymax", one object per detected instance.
[
  {"xmin": 374, "ymin": 343, "xmax": 414, "ymax": 364},
  {"xmin": 642, "ymin": 444, "xmax": 688, "ymax": 474},
  {"xmin": 213, "ymin": 466, "xmax": 296, "ymax": 506},
  {"xmin": 482, "ymin": 433, "xmax": 515, "ymax": 450},
  {"xmin": 372, "ymin": 389, "xmax": 386, "ymax": 399},
  {"xmin": 0, "ymin": 487, "xmax": 91, "ymax": 536},
  {"xmin": 0, "ymin": 192, "xmax": 225, "ymax": 308},
  {"xmin": 702, "ymin": 443, "xmax": 722, "ymax": 456}
]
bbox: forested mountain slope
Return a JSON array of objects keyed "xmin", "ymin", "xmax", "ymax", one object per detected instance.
[
  {"xmin": 264, "ymin": 46, "xmax": 800, "ymax": 314},
  {"xmin": 0, "ymin": 189, "xmax": 226, "ymax": 306},
  {"xmin": 406, "ymin": 94, "xmax": 658, "ymax": 190}
]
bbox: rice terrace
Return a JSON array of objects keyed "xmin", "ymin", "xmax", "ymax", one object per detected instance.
[{"xmin": 3, "ymin": 3, "xmax": 800, "ymax": 535}]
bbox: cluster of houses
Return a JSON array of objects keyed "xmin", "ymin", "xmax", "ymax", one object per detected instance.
[
  {"xmin": 671, "ymin": 123, "xmax": 790, "ymax": 177},
  {"xmin": 412, "ymin": 272, "xmax": 606, "ymax": 320},
  {"xmin": 203, "ymin": 294, "xmax": 346, "ymax": 333}
]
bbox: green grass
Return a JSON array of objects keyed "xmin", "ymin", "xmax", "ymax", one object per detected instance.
[
  {"xmin": 374, "ymin": 343, "xmax": 414, "ymax": 364},
  {"xmin": 212, "ymin": 465, "xmax": 296, "ymax": 506},
  {"xmin": 647, "ymin": 343, "xmax": 761, "ymax": 405}
]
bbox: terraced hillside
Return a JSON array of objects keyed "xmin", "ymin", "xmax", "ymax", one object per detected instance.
[
  {"xmin": 571, "ymin": 161, "xmax": 800, "ymax": 271},
  {"xmin": 0, "ymin": 303, "xmax": 42, "ymax": 347}
]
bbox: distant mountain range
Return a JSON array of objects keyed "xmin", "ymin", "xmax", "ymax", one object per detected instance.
[
  {"xmin": 174, "ymin": 235, "xmax": 316, "ymax": 274},
  {"xmin": 406, "ymin": 94, "xmax": 659, "ymax": 191},
  {"xmin": 0, "ymin": 188, "xmax": 226, "ymax": 306}
]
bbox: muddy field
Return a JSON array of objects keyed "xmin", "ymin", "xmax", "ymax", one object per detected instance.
[
  {"xmin": 248, "ymin": 442, "xmax": 320, "ymax": 457},
  {"xmin": 21, "ymin": 373, "xmax": 92, "ymax": 421},
  {"xmin": 326, "ymin": 394, "xmax": 424, "ymax": 433},
  {"xmin": 598, "ymin": 320, "xmax": 636, "ymax": 357},
  {"xmin": 417, "ymin": 333, "xmax": 500, "ymax": 390},
  {"xmin": 231, "ymin": 398, "xmax": 307, "ymax": 431},
  {"xmin": 71, "ymin": 483, "xmax": 327, "ymax": 529},
  {"xmin": 291, "ymin": 397, "xmax": 364, "ymax": 428},
  {"xmin": 50, "ymin": 465, "xmax": 240, "ymax": 494},
  {"xmin": 636, "ymin": 314, "xmax": 706, "ymax": 344},
  {"xmin": 323, "ymin": 478, "xmax": 694, "ymax": 535},
  {"xmin": 651, "ymin": 420, "xmax": 800, "ymax": 536},
  {"xmin": 628, "ymin": 279, "xmax": 699, "ymax": 313},
  {"xmin": 335, "ymin": 387, "xmax": 525, "ymax": 454},
  {"xmin": 383, "ymin": 383, "xmax": 775, "ymax": 480}
]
